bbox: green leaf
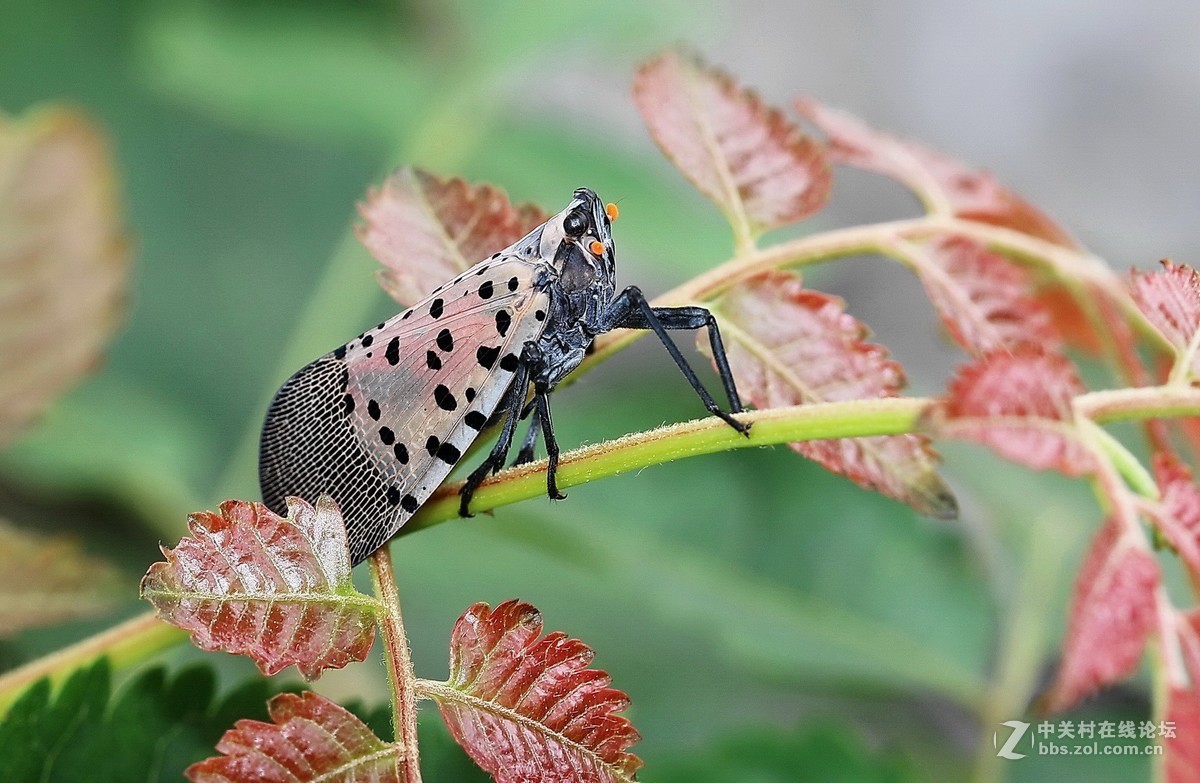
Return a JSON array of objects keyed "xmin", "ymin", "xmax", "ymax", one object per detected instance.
[
  {"xmin": 481, "ymin": 470, "xmax": 989, "ymax": 711},
  {"xmin": 0, "ymin": 660, "xmax": 298, "ymax": 783},
  {"xmin": 656, "ymin": 723, "xmax": 926, "ymax": 783},
  {"xmin": 133, "ymin": 4, "xmax": 432, "ymax": 146}
]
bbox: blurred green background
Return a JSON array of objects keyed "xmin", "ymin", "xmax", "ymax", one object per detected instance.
[{"xmin": 3, "ymin": 1, "xmax": 1194, "ymax": 780}]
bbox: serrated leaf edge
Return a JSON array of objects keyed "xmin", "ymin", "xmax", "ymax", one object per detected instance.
[{"xmin": 417, "ymin": 679, "xmax": 637, "ymax": 783}]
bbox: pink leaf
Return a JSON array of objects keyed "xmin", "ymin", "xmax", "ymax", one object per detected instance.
[
  {"xmin": 634, "ymin": 51, "xmax": 831, "ymax": 237},
  {"xmin": 186, "ymin": 691, "xmax": 401, "ymax": 783},
  {"xmin": 1167, "ymin": 614, "xmax": 1200, "ymax": 780},
  {"xmin": 1041, "ymin": 519, "xmax": 1160, "ymax": 713},
  {"xmin": 140, "ymin": 496, "xmax": 377, "ymax": 679},
  {"xmin": 0, "ymin": 518, "xmax": 122, "ymax": 635},
  {"xmin": 356, "ymin": 167, "xmax": 548, "ymax": 306},
  {"xmin": 908, "ymin": 235, "xmax": 1060, "ymax": 354},
  {"xmin": 1166, "ymin": 686, "xmax": 1200, "ymax": 783},
  {"xmin": 795, "ymin": 98, "xmax": 1078, "ymax": 248},
  {"xmin": 706, "ymin": 271, "xmax": 956, "ymax": 518},
  {"xmin": 1130, "ymin": 259, "xmax": 1200, "ymax": 380},
  {"xmin": 926, "ymin": 348, "xmax": 1094, "ymax": 475},
  {"xmin": 0, "ymin": 106, "xmax": 130, "ymax": 446},
  {"xmin": 430, "ymin": 600, "xmax": 642, "ymax": 783},
  {"xmin": 1149, "ymin": 454, "xmax": 1200, "ymax": 583}
]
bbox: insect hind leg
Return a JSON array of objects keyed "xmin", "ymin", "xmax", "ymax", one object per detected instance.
[
  {"xmin": 601, "ymin": 286, "xmax": 749, "ymax": 435},
  {"xmin": 513, "ymin": 403, "xmax": 541, "ymax": 466},
  {"xmin": 459, "ymin": 343, "xmax": 537, "ymax": 517},
  {"xmin": 532, "ymin": 387, "xmax": 565, "ymax": 500}
]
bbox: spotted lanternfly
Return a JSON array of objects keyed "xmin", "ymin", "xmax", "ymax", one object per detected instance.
[{"xmin": 260, "ymin": 188, "xmax": 748, "ymax": 565}]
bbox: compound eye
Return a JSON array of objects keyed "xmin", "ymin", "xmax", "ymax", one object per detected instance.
[{"xmin": 562, "ymin": 209, "xmax": 588, "ymax": 237}]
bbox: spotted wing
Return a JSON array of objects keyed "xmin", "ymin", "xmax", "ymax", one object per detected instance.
[{"xmin": 260, "ymin": 254, "xmax": 551, "ymax": 564}]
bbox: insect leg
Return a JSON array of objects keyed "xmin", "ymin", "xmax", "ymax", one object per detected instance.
[
  {"xmin": 532, "ymin": 385, "xmax": 566, "ymax": 500},
  {"xmin": 512, "ymin": 404, "xmax": 541, "ymax": 466},
  {"xmin": 458, "ymin": 345, "xmax": 536, "ymax": 517},
  {"xmin": 619, "ymin": 305, "xmax": 744, "ymax": 415},
  {"xmin": 600, "ymin": 286, "xmax": 749, "ymax": 434}
]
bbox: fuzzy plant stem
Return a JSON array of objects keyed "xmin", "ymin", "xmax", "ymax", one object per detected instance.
[{"xmin": 369, "ymin": 545, "xmax": 422, "ymax": 782}]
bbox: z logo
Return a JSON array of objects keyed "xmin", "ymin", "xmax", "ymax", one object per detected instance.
[{"xmin": 994, "ymin": 720, "xmax": 1030, "ymax": 760}]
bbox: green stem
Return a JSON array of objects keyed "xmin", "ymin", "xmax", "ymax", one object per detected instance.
[
  {"xmin": 1079, "ymin": 419, "xmax": 1159, "ymax": 500},
  {"xmin": 0, "ymin": 613, "xmax": 183, "ymax": 714},
  {"xmin": 402, "ymin": 398, "xmax": 930, "ymax": 536},
  {"xmin": 0, "ymin": 397, "xmax": 931, "ymax": 709},
  {"xmin": 368, "ymin": 546, "xmax": 421, "ymax": 782},
  {"xmin": 1075, "ymin": 385, "xmax": 1200, "ymax": 424},
  {"xmin": 972, "ymin": 509, "xmax": 1074, "ymax": 783},
  {"xmin": 582, "ymin": 213, "xmax": 1171, "ymax": 375}
]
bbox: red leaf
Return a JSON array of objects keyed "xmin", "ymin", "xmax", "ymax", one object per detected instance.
[
  {"xmin": 1165, "ymin": 686, "xmax": 1200, "ymax": 783},
  {"xmin": 0, "ymin": 518, "xmax": 122, "ymax": 635},
  {"xmin": 927, "ymin": 348, "xmax": 1094, "ymax": 475},
  {"xmin": 706, "ymin": 271, "xmax": 956, "ymax": 518},
  {"xmin": 634, "ymin": 51, "xmax": 831, "ymax": 238},
  {"xmin": 1036, "ymin": 282, "xmax": 1106, "ymax": 355},
  {"xmin": 140, "ymin": 496, "xmax": 377, "ymax": 679},
  {"xmin": 795, "ymin": 98, "xmax": 1078, "ymax": 248},
  {"xmin": 1041, "ymin": 519, "xmax": 1160, "ymax": 713},
  {"xmin": 1130, "ymin": 260, "xmax": 1200, "ymax": 380},
  {"xmin": 356, "ymin": 167, "xmax": 548, "ymax": 306},
  {"xmin": 186, "ymin": 691, "xmax": 401, "ymax": 783},
  {"xmin": 908, "ymin": 235, "xmax": 1060, "ymax": 354},
  {"xmin": 0, "ymin": 106, "xmax": 130, "ymax": 446},
  {"xmin": 429, "ymin": 600, "xmax": 642, "ymax": 783},
  {"xmin": 1149, "ymin": 454, "xmax": 1200, "ymax": 584}
]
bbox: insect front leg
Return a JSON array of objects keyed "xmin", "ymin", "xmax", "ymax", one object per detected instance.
[
  {"xmin": 599, "ymin": 286, "xmax": 750, "ymax": 435},
  {"xmin": 458, "ymin": 344, "xmax": 536, "ymax": 517}
]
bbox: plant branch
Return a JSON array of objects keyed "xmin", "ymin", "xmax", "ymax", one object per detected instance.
[
  {"xmin": 402, "ymin": 397, "xmax": 931, "ymax": 536},
  {"xmin": 0, "ymin": 612, "xmax": 183, "ymax": 715},
  {"xmin": 1075, "ymin": 385, "xmax": 1200, "ymax": 424},
  {"xmin": 368, "ymin": 545, "xmax": 421, "ymax": 783},
  {"xmin": 0, "ymin": 397, "xmax": 933, "ymax": 714},
  {"xmin": 582, "ymin": 214, "xmax": 1171, "ymax": 374}
]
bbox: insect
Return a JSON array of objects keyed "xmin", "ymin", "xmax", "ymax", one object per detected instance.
[{"xmin": 260, "ymin": 188, "xmax": 748, "ymax": 565}]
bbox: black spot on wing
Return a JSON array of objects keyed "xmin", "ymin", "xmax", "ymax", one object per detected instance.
[
  {"xmin": 476, "ymin": 345, "xmax": 500, "ymax": 369},
  {"xmin": 386, "ymin": 337, "xmax": 401, "ymax": 366},
  {"xmin": 478, "ymin": 280, "xmax": 494, "ymax": 299},
  {"xmin": 401, "ymin": 494, "xmax": 419, "ymax": 512},
  {"xmin": 464, "ymin": 410, "xmax": 487, "ymax": 430},
  {"xmin": 394, "ymin": 443, "xmax": 409, "ymax": 463},
  {"xmin": 437, "ymin": 329, "xmax": 454, "ymax": 352},
  {"xmin": 368, "ymin": 399, "xmax": 381, "ymax": 420},
  {"xmin": 434, "ymin": 384, "xmax": 457, "ymax": 411},
  {"xmin": 425, "ymin": 435, "xmax": 440, "ymax": 457},
  {"xmin": 465, "ymin": 387, "xmax": 476, "ymax": 402},
  {"xmin": 361, "ymin": 334, "xmax": 374, "ymax": 347},
  {"xmin": 379, "ymin": 426, "xmax": 395, "ymax": 445},
  {"xmin": 386, "ymin": 486, "xmax": 400, "ymax": 506},
  {"xmin": 495, "ymin": 309, "xmax": 512, "ymax": 336},
  {"xmin": 499, "ymin": 353, "xmax": 519, "ymax": 372},
  {"xmin": 429, "ymin": 298, "xmax": 444, "ymax": 318},
  {"xmin": 507, "ymin": 276, "xmax": 519, "ymax": 291},
  {"xmin": 436, "ymin": 442, "xmax": 461, "ymax": 464},
  {"xmin": 342, "ymin": 393, "xmax": 355, "ymax": 414},
  {"xmin": 333, "ymin": 344, "xmax": 347, "ymax": 360},
  {"xmin": 426, "ymin": 350, "xmax": 442, "ymax": 370}
]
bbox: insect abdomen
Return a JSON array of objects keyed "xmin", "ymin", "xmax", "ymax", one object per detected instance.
[{"xmin": 259, "ymin": 354, "xmax": 398, "ymax": 564}]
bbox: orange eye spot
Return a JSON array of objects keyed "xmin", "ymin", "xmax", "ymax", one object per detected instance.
[
  {"xmin": 589, "ymin": 240, "xmax": 605, "ymax": 255},
  {"xmin": 605, "ymin": 202, "xmax": 619, "ymax": 222}
]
